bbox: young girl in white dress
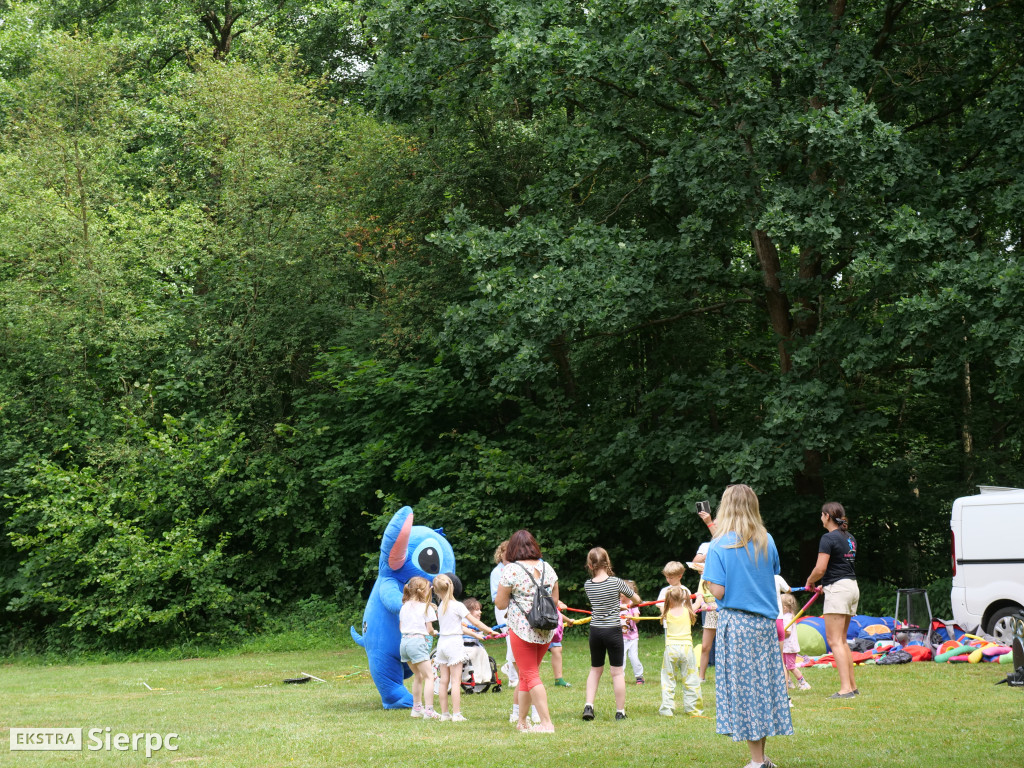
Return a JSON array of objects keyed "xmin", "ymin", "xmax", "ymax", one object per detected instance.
[{"xmin": 432, "ymin": 574, "xmax": 494, "ymax": 721}]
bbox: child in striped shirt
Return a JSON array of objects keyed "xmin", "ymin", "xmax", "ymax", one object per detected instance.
[{"xmin": 582, "ymin": 547, "xmax": 641, "ymax": 721}]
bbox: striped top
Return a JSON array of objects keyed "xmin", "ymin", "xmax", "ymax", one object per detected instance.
[{"xmin": 584, "ymin": 576, "xmax": 635, "ymax": 628}]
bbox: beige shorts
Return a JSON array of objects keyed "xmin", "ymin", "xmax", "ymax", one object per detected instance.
[{"xmin": 822, "ymin": 579, "xmax": 859, "ymax": 616}]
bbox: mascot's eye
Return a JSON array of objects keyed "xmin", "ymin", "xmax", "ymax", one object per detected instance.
[{"xmin": 418, "ymin": 546, "xmax": 441, "ymax": 574}]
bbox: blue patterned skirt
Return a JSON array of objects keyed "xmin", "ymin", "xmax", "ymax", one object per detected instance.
[{"xmin": 714, "ymin": 608, "xmax": 795, "ymax": 742}]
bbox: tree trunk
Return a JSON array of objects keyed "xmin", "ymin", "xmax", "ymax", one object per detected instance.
[
  {"xmin": 750, "ymin": 228, "xmax": 793, "ymax": 374},
  {"xmin": 202, "ymin": 1, "xmax": 239, "ymax": 59}
]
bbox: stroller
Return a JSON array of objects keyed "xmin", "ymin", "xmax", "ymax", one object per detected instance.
[{"xmin": 432, "ymin": 639, "xmax": 503, "ymax": 694}]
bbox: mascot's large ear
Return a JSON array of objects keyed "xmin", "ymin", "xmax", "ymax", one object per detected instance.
[{"xmin": 382, "ymin": 506, "xmax": 414, "ymax": 571}]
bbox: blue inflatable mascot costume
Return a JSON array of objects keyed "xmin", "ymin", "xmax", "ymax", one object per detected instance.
[{"xmin": 351, "ymin": 506, "xmax": 458, "ymax": 709}]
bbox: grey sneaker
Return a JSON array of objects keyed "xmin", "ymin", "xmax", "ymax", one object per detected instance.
[
  {"xmin": 827, "ymin": 691, "xmax": 857, "ymax": 699},
  {"xmin": 581, "ymin": 704, "xmax": 595, "ymax": 721}
]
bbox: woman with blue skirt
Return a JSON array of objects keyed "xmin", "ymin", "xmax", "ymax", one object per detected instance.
[{"xmin": 703, "ymin": 484, "xmax": 793, "ymax": 768}]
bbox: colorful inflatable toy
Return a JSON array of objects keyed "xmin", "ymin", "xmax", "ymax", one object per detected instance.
[
  {"xmin": 790, "ymin": 616, "xmax": 1006, "ymax": 667},
  {"xmin": 795, "ymin": 618, "xmax": 828, "ymax": 655},
  {"xmin": 350, "ymin": 506, "xmax": 458, "ymax": 709}
]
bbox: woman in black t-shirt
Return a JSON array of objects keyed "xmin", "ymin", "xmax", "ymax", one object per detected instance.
[{"xmin": 804, "ymin": 502, "xmax": 859, "ymax": 699}]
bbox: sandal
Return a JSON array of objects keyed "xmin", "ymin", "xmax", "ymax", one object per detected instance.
[
  {"xmin": 528, "ymin": 724, "xmax": 555, "ymax": 733},
  {"xmin": 515, "ymin": 721, "xmax": 533, "ymax": 733}
]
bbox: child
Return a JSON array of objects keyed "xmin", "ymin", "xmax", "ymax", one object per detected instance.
[
  {"xmin": 547, "ymin": 607, "xmax": 572, "ymax": 687},
  {"xmin": 582, "ymin": 547, "xmax": 641, "ymax": 721},
  {"xmin": 692, "ymin": 566, "xmax": 718, "ymax": 683},
  {"xmin": 657, "ymin": 561, "xmax": 689, "ymax": 604},
  {"xmin": 399, "ymin": 576, "xmax": 440, "ymax": 719},
  {"xmin": 621, "ymin": 580, "xmax": 645, "ymax": 684},
  {"xmin": 433, "ymin": 575, "xmax": 494, "ymax": 721},
  {"xmin": 658, "ymin": 586, "xmax": 703, "ymax": 716},
  {"xmin": 775, "ymin": 573, "xmax": 792, "ymax": 644},
  {"xmin": 461, "ymin": 597, "xmax": 494, "ymax": 688},
  {"xmin": 781, "ymin": 592, "xmax": 811, "ymax": 690}
]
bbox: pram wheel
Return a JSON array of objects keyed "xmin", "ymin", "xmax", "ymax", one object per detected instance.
[
  {"xmin": 461, "ymin": 650, "xmax": 501, "ymax": 694},
  {"xmin": 434, "ymin": 646, "xmax": 503, "ymax": 695},
  {"xmin": 492, "ymin": 684, "xmax": 502, "ymax": 693}
]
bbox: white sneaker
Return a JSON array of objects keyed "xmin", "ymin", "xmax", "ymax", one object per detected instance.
[
  {"xmin": 451, "ymin": 713, "xmax": 468, "ymax": 722},
  {"xmin": 509, "ymin": 711, "xmax": 519, "ymax": 724},
  {"xmin": 530, "ymin": 708, "xmax": 541, "ymax": 724},
  {"xmin": 440, "ymin": 712, "xmax": 452, "ymax": 722},
  {"xmin": 422, "ymin": 709, "xmax": 441, "ymax": 719},
  {"xmin": 410, "ymin": 708, "xmax": 424, "ymax": 718}
]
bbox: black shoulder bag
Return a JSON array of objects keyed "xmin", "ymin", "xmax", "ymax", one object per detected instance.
[{"xmin": 511, "ymin": 562, "xmax": 559, "ymax": 631}]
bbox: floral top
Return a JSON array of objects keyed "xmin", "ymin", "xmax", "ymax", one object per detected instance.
[{"xmin": 499, "ymin": 560, "xmax": 558, "ymax": 645}]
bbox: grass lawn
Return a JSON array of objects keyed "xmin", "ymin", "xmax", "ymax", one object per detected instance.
[{"xmin": 2, "ymin": 635, "xmax": 1022, "ymax": 767}]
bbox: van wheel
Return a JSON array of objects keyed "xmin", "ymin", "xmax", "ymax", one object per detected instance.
[{"xmin": 986, "ymin": 607, "xmax": 1024, "ymax": 645}]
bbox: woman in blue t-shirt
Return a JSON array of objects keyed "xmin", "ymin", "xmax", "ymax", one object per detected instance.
[
  {"xmin": 703, "ymin": 485, "xmax": 793, "ymax": 768},
  {"xmin": 804, "ymin": 502, "xmax": 859, "ymax": 699}
]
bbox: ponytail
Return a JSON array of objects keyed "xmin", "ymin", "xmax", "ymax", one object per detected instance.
[{"xmin": 822, "ymin": 501, "xmax": 848, "ymax": 532}]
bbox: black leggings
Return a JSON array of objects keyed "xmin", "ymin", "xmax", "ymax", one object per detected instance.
[{"xmin": 588, "ymin": 625, "xmax": 625, "ymax": 667}]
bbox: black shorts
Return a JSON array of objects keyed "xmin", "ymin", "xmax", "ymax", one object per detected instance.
[{"xmin": 588, "ymin": 624, "xmax": 624, "ymax": 668}]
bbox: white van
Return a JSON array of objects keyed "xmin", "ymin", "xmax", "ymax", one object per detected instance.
[{"xmin": 950, "ymin": 486, "xmax": 1024, "ymax": 644}]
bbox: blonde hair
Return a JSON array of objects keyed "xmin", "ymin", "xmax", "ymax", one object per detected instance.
[
  {"xmin": 586, "ymin": 547, "xmax": 614, "ymax": 576},
  {"xmin": 662, "ymin": 561, "xmax": 685, "ymax": 579},
  {"xmin": 432, "ymin": 573, "xmax": 455, "ymax": 617},
  {"xmin": 714, "ymin": 484, "xmax": 768, "ymax": 561},
  {"xmin": 403, "ymin": 576, "xmax": 432, "ymax": 613},
  {"xmin": 494, "ymin": 540, "xmax": 508, "ymax": 565},
  {"xmin": 781, "ymin": 592, "xmax": 799, "ymax": 615},
  {"xmin": 661, "ymin": 585, "xmax": 696, "ymax": 625}
]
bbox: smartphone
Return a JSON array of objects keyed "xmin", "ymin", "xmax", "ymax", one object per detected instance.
[{"xmin": 696, "ymin": 500, "xmax": 711, "ymax": 515}]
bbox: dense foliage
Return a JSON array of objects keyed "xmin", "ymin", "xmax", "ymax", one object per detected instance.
[{"xmin": 1, "ymin": 0, "xmax": 1021, "ymax": 651}]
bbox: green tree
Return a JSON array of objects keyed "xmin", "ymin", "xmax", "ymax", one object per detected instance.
[{"xmin": 356, "ymin": 0, "xmax": 1024, "ymax": 586}]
